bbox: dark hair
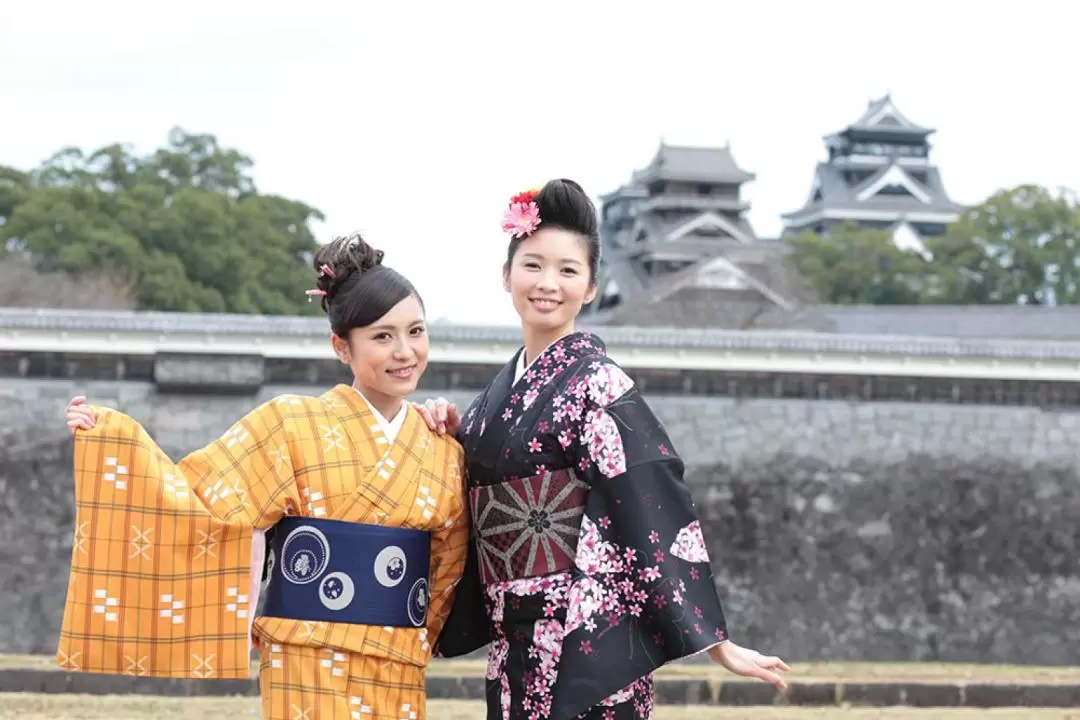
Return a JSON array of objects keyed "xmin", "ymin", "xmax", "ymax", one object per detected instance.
[
  {"xmin": 311, "ymin": 231, "xmax": 423, "ymax": 338},
  {"xmin": 504, "ymin": 178, "xmax": 601, "ymax": 284}
]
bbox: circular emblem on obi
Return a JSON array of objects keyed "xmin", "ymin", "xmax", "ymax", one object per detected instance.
[
  {"xmin": 373, "ymin": 545, "xmax": 407, "ymax": 588},
  {"xmin": 263, "ymin": 549, "xmax": 276, "ymax": 588},
  {"xmin": 280, "ymin": 525, "xmax": 330, "ymax": 585},
  {"xmin": 406, "ymin": 578, "xmax": 428, "ymax": 627},
  {"xmin": 318, "ymin": 571, "xmax": 355, "ymax": 611}
]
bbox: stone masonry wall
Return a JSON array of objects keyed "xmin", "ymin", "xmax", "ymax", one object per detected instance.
[{"xmin": 2, "ymin": 379, "xmax": 1078, "ymax": 664}]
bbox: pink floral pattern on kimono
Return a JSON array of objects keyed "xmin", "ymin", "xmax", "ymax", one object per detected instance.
[
  {"xmin": 484, "ymin": 573, "xmax": 574, "ymax": 717},
  {"xmin": 566, "ymin": 516, "xmax": 650, "ymax": 634},
  {"xmin": 669, "ymin": 521, "xmax": 711, "ymax": 563},
  {"xmin": 580, "ymin": 362, "xmax": 634, "ymax": 478}
]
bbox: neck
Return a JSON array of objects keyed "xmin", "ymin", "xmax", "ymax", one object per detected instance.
[
  {"xmin": 352, "ymin": 383, "xmax": 403, "ymax": 421},
  {"xmin": 522, "ymin": 322, "xmax": 575, "ymax": 367}
]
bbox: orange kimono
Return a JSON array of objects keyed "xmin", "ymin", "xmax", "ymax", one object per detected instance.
[{"xmin": 57, "ymin": 384, "xmax": 468, "ymax": 719}]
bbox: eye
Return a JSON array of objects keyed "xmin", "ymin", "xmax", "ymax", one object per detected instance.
[
  {"xmin": 524, "ymin": 262, "xmax": 541, "ymax": 270},
  {"xmin": 373, "ymin": 332, "xmax": 391, "ymax": 341},
  {"xmin": 562, "ymin": 267, "xmax": 578, "ymax": 275},
  {"xmin": 410, "ymin": 326, "xmax": 426, "ymax": 336}
]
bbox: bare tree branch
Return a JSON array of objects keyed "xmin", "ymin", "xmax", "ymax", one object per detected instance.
[{"xmin": 0, "ymin": 258, "xmax": 134, "ymax": 310}]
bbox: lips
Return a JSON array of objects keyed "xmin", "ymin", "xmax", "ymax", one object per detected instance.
[
  {"xmin": 387, "ymin": 365, "xmax": 416, "ymax": 379},
  {"xmin": 529, "ymin": 297, "xmax": 561, "ymax": 311}
]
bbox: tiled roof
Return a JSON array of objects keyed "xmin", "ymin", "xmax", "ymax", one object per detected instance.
[
  {"xmin": 634, "ymin": 143, "xmax": 756, "ymax": 185},
  {"xmin": 823, "ymin": 305, "xmax": 1080, "ymax": 341},
  {"xmin": 784, "ymin": 163, "xmax": 963, "ymax": 219},
  {"xmin": 5, "ymin": 307, "xmax": 1080, "ymax": 360}
]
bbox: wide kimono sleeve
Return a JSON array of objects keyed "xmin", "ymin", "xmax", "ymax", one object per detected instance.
[
  {"xmin": 432, "ymin": 426, "xmax": 491, "ymax": 658},
  {"xmin": 57, "ymin": 399, "xmax": 300, "ymax": 680},
  {"xmin": 556, "ymin": 358, "xmax": 728, "ymax": 699},
  {"xmin": 424, "ymin": 444, "xmax": 470, "ymax": 646}
]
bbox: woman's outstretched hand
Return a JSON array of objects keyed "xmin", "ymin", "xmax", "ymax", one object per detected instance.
[
  {"xmin": 708, "ymin": 640, "xmax": 791, "ymax": 690},
  {"xmin": 66, "ymin": 396, "xmax": 98, "ymax": 436},
  {"xmin": 413, "ymin": 397, "xmax": 461, "ymax": 436}
]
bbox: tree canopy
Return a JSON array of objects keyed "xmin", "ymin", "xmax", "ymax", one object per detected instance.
[
  {"xmin": 3, "ymin": 129, "xmax": 1077, "ymax": 313},
  {"xmin": 0, "ymin": 128, "xmax": 324, "ymax": 314},
  {"xmin": 787, "ymin": 185, "xmax": 1080, "ymax": 306}
]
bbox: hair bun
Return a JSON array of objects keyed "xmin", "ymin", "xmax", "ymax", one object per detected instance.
[
  {"xmin": 344, "ymin": 233, "xmax": 385, "ymax": 271},
  {"xmin": 311, "ymin": 231, "xmax": 386, "ymax": 313},
  {"xmin": 533, "ymin": 179, "xmax": 599, "ymax": 241}
]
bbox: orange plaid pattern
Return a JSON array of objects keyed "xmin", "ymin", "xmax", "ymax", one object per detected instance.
[
  {"xmin": 257, "ymin": 643, "xmax": 426, "ymax": 720},
  {"xmin": 57, "ymin": 384, "xmax": 468, "ymax": 713}
]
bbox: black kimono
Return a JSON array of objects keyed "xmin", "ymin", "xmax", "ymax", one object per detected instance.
[{"xmin": 437, "ymin": 331, "xmax": 728, "ymax": 719}]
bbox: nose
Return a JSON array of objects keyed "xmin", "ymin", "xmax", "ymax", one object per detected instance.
[
  {"xmin": 391, "ymin": 337, "xmax": 413, "ymax": 360},
  {"xmin": 535, "ymin": 267, "xmax": 559, "ymax": 292}
]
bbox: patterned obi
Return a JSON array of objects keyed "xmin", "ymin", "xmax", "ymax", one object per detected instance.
[
  {"xmin": 261, "ymin": 516, "xmax": 431, "ymax": 627},
  {"xmin": 470, "ymin": 468, "xmax": 589, "ymax": 585}
]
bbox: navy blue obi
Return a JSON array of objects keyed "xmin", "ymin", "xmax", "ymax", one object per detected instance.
[{"xmin": 261, "ymin": 516, "xmax": 431, "ymax": 628}]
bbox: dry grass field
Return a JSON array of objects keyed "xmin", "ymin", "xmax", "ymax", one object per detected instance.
[
  {"xmin": 3, "ymin": 694, "xmax": 1080, "ymax": 720},
  {"xmin": 4, "ymin": 655, "xmax": 1079, "ymax": 719},
  {"xmin": 4, "ymin": 654, "xmax": 1080, "ymax": 684}
]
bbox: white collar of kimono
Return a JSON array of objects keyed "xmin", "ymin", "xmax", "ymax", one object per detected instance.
[
  {"xmin": 350, "ymin": 386, "xmax": 408, "ymax": 444},
  {"xmin": 514, "ymin": 336, "xmax": 565, "ymax": 385}
]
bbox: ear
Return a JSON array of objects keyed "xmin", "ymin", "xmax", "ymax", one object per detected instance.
[
  {"xmin": 502, "ymin": 265, "xmax": 511, "ymax": 293},
  {"xmin": 583, "ymin": 282, "xmax": 598, "ymax": 305},
  {"xmin": 330, "ymin": 333, "xmax": 350, "ymax": 364}
]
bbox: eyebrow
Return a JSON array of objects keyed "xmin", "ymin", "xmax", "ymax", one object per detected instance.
[
  {"xmin": 521, "ymin": 252, "xmax": 583, "ymax": 266},
  {"xmin": 369, "ymin": 320, "xmax": 426, "ymax": 332}
]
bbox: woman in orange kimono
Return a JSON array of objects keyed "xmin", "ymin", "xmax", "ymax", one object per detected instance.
[{"xmin": 60, "ymin": 233, "xmax": 468, "ymax": 719}]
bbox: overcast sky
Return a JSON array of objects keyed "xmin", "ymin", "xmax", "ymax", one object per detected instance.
[{"xmin": 2, "ymin": 2, "xmax": 1076, "ymax": 325}]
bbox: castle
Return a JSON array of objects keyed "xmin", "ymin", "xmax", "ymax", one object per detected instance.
[{"xmin": 581, "ymin": 94, "xmax": 971, "ymax": 333}]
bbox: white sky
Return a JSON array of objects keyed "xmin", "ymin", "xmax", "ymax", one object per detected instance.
[{"xmin": 2, "ymin": 2, "xmax": 1076, "ymax": 325}]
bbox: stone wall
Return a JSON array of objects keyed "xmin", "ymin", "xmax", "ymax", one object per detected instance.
[{"xmin": 2, "ymin": 379, "xmax": 1078, "ymax": 664}]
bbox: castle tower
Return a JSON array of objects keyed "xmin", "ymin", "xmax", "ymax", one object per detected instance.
[
  {"xmin": 781, "ymin": 94, "xmax": 963, "ymax": 253},
  {"xmin": 583, "ymin": 143, "xmax": 819, "ymax": 329}
]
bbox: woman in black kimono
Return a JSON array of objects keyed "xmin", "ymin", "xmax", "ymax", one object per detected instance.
[{"xmin": 421, "ymin": 179, "xmax": 789, "ymax": 719}]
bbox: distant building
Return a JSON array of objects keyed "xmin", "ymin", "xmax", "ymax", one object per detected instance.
[
  {"xmin": 781, "ymin": 94, "xmax": 963, "ymax": 254},
  {"xmin": 582, "ymin": 143, "xmax": 821, "ymax": 330}
]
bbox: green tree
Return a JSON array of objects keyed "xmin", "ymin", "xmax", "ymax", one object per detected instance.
[
  {"xmin": 0, "ymin": 128, "xmax": 324, "ymax": 314},
  {"xmin": 787, "ymin": 221, "xmax": 929, "ymax": 305},
  {"xmin": 925, "ymin": 185, "xmax": 1080, "ymax": 305}
]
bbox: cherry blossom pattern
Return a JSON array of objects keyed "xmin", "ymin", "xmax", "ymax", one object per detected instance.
[
  {"xmin": 517, "ymin": 344, "xmax": 635, "ymax": 479},
  {"xmin": 669, "ymin": 521, "xmax": 711, "ymax": 563},
  {"xmin": 483, "ymin": 572, "xmax": 573, "ymax": 717},
  {"xmin": 588, "ymin": 676, "xmax": 655, "ymax": 718},
  {"xmin": 567, "ymin": 515, "xmax": 721, "ymax": 649}
]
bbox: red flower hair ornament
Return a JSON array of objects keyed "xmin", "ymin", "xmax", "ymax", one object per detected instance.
[{"xmin": 501, "ymin": 187, "xmax": 542, "ymax": 238}]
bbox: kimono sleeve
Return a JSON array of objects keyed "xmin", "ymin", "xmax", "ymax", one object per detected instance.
[
  {"xmin": 563, "ymin": 359, "xmax": 728, "ymax": 664},
  {"xmin": 433, "ymin": 428, "xmax": 491, "ymax": 658},
  {"xmin": 424, "ymin": 446, "xmax": 469, "ymax": 646},
  {"xmin": 57, "ymin": 399, "xmax": 300, "ymax": 680},
  {"xmin": 432, "ymin": 537, "xmax": 489, "ymax": 657}
]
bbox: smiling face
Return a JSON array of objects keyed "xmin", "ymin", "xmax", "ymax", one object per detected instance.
[
  {"xmin": 330, "ymin": 294, "xmax": 428, "ymax": 418},
  {"xmin": 503, "ymin": 228, "xmax": 597, "ymax": 341}
]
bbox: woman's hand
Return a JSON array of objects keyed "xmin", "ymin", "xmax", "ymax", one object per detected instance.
[
  {"xmin": 413, "ymin": 397, "xmax": 461, "ymax": 436},
  {"xmin": 708, "ymin": 640, "xmax": 790, "ymax": 690},
  {"xmin": 66, "ymin": 396, "xmax": 98, "ymax": 436}
]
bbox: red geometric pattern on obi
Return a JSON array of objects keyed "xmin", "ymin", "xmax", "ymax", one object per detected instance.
[{"xmin": 469, "ymin": 468, "xmax": 589, "ymax": 585}]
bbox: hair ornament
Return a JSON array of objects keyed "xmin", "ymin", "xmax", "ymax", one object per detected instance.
[{"xmin": 501, "ymin": 187, "xmax": 542, "ymax": 238}]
